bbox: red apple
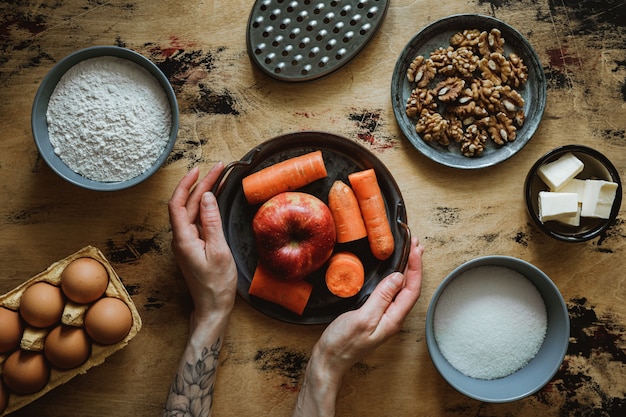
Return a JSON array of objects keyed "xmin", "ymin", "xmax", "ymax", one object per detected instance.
[{"xmin": 252, "ymin": 192, "xmax": 336, "ymax": 281}]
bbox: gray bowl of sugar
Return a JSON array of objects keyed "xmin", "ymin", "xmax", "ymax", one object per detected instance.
[
  {"xmin": 425, "ymin": 256, "xmax": 569, "ymax": 403},
  {"xmin": 32, "ymin": 46, "xmax": 179, "ymax": 191}
]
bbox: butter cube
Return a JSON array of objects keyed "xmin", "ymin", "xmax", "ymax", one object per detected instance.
[
  {"xmin": 537, "ymin": 152, "xmax": 584, "ymax": 190},
  {"xmin": 558, "ymin": 178, "xmax": 586, "ymax": 203},
  {"xmin": 581, "ymin": 179, "xmax": 618, "ymax": 219},
  {"xmin": 538, "ymin": 191, "xmax": 579, "ymax": 223},
  {"xmin": 556, "ymin": 204, "xmax": 581, "ymax": 226}
]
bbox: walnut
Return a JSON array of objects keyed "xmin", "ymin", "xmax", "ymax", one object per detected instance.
[
  {"xmin": 460, "ymin": 124, "xmax": 487, "ymax": 157},
  {"xmin": 407, "ymin": 55, "xmax": 437, "ymax": 88},
  {"xmin": 405, "ymin": 87, "xmax": 437, "ymax": 118},
  {"xmin": 465, "ymin": 79, "xmax": 501, "ymax": 113},
  {"xmin": 477, "ymin": 28, "xmax": 505, "ymax": 56},
  {"xmin": 448, "ymin": 47, "xmax": 479, "ymax": 78},
  {"xmin": 485, "ymin": 112, "xmax": 517, "ymax": 145},
  {"xmin": 446, "ymin": 116, "xmax": 465, "ymax": 143},
  {"xmin": 507, "ymin": 53, "xmax": 529, "ymax": 88},
  {"xmin": 450, "ymin": 29, "xmax": 481, "ymax": 48},
  {"xmin": 513, "ymin": 109, "xmax": 525, "ymax": 127},
  {"xmin": 495, "ymin": 84, "xmax": 525, "ymax": 115},
  {"xmin": 479, "ymin": 52, "xmax": 512, "ymax": 86},
  {"xmin": 433, "ymin": 77, "xmax": 465, "ymax": 102},
  {"xmin": 429, "ymin": 46, "xmax": 455, "ymax": 73},
  {"xmin": 416, "ymin": 110, "xmax": 450, "ymax": 146}
]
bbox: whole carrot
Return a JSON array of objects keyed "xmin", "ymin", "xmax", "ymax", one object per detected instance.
[
  {"xmin": 248, "ymin": 263, "xmax": 313, "ymax": 316},
  {"xmin": 348, "ymin": 168, "xmax": 394, "ymax": 261},
  {"xmin": 328, "ymin": 180, "xmax": 367, "ymax": 243},
  {"xmin": 325, "ymin": 252, "xmax": 365, "ymax": 298},
  {"xmin": 242, "ymin": 150, "xmax": 328, "ymax": 205}
]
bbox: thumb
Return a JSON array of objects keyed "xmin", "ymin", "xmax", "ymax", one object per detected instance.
[
  {"xmin": 199, "ymin": 192, "xmax": 227, "ymax": 245},
  {"xmin": 359, "ymin": 272, "xmax": 405, "ymax": 318}
]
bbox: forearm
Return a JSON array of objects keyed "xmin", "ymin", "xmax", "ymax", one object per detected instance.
[
  {"xmin": 292, "ymin": 345, "xmax": 343, "ymax": 417},
  {"xmin": 162, "ymin": 312, "xmax": 231, "ymax": 417}
]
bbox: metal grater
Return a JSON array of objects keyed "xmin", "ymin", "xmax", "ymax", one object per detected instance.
[{"xmin": 246, "ymin": 0, "xmax": 390, "ymax": 82}]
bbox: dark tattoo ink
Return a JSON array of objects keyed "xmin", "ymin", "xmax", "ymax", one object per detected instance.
[{"xmin": 162, "ymin": 339, "xmax": 221, "ymax": 417}]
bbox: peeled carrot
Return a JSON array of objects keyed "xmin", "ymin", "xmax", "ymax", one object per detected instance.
[
  {"xmin": 328, "ymin": 180, "xmax": 368, "ymax": 243},
  {"xmin": 348, "ymin": 168, "xmax": 394, "ymax": 261},
  {"xmin": 325, "ymin": 252, "xmax": 365, "ymax": 298},
  {"xmin": 242, "ymin": 150, "xmax": 328, "ymax": 204},
  {"xmin": 248, "ymin": 263, "xmax": 313, "ymax": 315}
]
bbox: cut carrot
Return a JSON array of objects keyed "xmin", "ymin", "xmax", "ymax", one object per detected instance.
[
  {"xmin": 242, "ymin": 150, "xmax": 328, "ymax": 205},
  {"xmin": 348, "ymin": 168, "xmax": 395, "ymax": 261},
  {"xmin": 325, "ymin": 252, "xmax": 365, "ymax": 298},
  {"xmin": 248, "ymin": 263, "xmax": 313, "ymax": 315},
  {"xmin": 328, "ymin": 180, "xmax": 368, "ymax": 243}
]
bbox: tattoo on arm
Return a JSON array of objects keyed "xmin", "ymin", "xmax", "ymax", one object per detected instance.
[{"xmin": 163, "ymin": 339, "xmax": 222, "ymax": 417}]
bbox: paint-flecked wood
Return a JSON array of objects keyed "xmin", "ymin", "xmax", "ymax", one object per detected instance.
[{"xmin": 0, "ymin": 1, "xmax": 624, "ymax": 416}]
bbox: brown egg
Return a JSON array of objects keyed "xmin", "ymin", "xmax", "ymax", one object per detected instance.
[
  {"xmin": 44, "ymin": 324, "xmax": 91, "ymax": 369},
  {"xmin": 2, "ymin": 349, "xmax": 50, "ymax": 394},
  {"xmin": 0, "ymin": 306, "xmax": 24, "ymax": 353},
  {"xmin": 61, "ymin": 257, "xmax": 109, "ymax": 304},
  {"xmin": 0, "ymin": 381, "xmax": 8, "ymax": 414},
  {"xmin": 84, "ymin": 297, "xmax": 132, "ymax": 345},
  {"xmin": 19, "ymin": 282, "xmax": 65, "ymax": 328}
]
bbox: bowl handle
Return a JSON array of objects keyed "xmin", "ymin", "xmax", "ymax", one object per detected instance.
[
  {"xmin": 212, "ymin": 147, "xmax": 263, "ymax": 196},
  {"xmin": 395, "ymin": 201, "xmax": 411, "ymax": 273}
]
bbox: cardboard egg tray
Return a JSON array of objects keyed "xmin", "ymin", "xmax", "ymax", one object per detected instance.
[{"xmin": 0, "ymin": 246, "xmax": 142, "ymax": 415}]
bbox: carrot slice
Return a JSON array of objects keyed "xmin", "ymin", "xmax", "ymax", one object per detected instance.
[
  {"xmin": 348, "ymin": 168, "xmax": 394, "ymax": 261},
  {"xmin": 325, "ymin": 252, "xmax": 365, "ymax": 298},
  {"xmin": 328, "ymin": 180, "xmax": 367, "ymax": 243},
  {"xmin": 248, "ymin": 263, "xmax": 313, "ymax": 315},
  {"xmin": 242, "ymin": 150, "xmax": 328, "ymax": 205}
]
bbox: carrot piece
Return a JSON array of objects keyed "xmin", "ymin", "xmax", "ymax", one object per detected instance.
[
  {"xmin": 328, "ymin": 180, "xmax": 368, "ymax": 243},
  {"xmin": 242, "ymin": 150, "xmax": 328, "ymax": 204},
  {"xmin": 248, "ymin": 263, "xmax": 313, "ymax": 315},
  {"xmin": 325, "ymin": 252, "xmax": 365, "ymax": 298},
  {"xmin": 348, "ymin": 168, "xmax": 395, "ymax": 261}
]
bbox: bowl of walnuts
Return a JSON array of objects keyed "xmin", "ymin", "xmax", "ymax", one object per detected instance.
[{"xmin": 391, "ymin": 14, "xmax": 547, "ymax": 169}]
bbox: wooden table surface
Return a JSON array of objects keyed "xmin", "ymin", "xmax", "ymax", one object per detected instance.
[{"xmin": 1, "ymin": 0, "xmax": 625, "ymax": 416}]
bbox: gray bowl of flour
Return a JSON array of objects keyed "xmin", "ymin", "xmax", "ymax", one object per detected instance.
[
  {"xmin": 425, "ymin": 255, "xmax": 569, "ymax": 403},
  {"xmin": 32, "ymin": 46, "xmax": 179, "ymax": 191}
]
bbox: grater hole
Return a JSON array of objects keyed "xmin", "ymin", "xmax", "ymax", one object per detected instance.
[
  {"xmin": 330, "ymin": 0, "xmax": 339, "ymax": 6},
  {"xmin": 289, "ymin": 27, "xmax": 300, "ymax": 39},
  {"xmin": 313, "ymin": 3, "xmax": 324, "ymax": 14},
  {"xmin": 274, "ymin": 62, "xmax": 285, "ymax": 74},
  {"xmin": 260, "ymin": 0, "xmax": 271, "ymax": 11},
  {"xmin": 253, "ymin": 16, "xmax": 264, "ymax": 28},
  {"xmin": 335, "ymin": 48, "xmax": 347, "ymax": 60},
  {"xmin": 254, "ymin": 43, "xmax": 266, "ymax": 55},
  {"xmin": 360, "ymin": 23, "xmax": 372, "ymax": 36},
  {"xmin": 318, "ymin": 56, "xmax": 330, "ymax": 67},
  {"xmin": 282, "ymin": 45, "xmax": 293, "ymax": 56},
  {"xmin": 279, "ymin": 18, "xmax": 290, "ymax": 29},
  {"xmin": 292, "ymin": 54, "xmax": 303, "ymax": 65},
  {"xmin": 323, "ymin": 12, "xmax": 335, "ymax": 24},
  {"xmin": 301, "ymin": 64, "xmax": 312, "ymax": 75},
  {"xmin": 357, "ymin": 0, "xmax": 367, "ymax": 8},
  {"xmin": 325, "ymin": 39, "xmax": 337, "ymax": 50},
  {"xmin": 309, "ymin": 46, "xmax": 320, "ymax": 58},
  {"xmin": 333, "ymin": 22, "xmax": 344, "ymax": 33},
  {"xmin": 262, "ymin": 26, "xmax": 273, "ymax": 37},
  {"xmin": 287, "ymin": 1, "xmax": 298, "ymax": 12},
  {"xmin": 367, "ymin": 6, "xmax": 378, "ymax": 18},
  {"xmin": 340, "ymin": 5, "xmax": 351, "ymax": 16},
  {"xmin": 350, "ymin": 14, "xmax": 361, "ymax": 26},
  {"xmin": 272, "ymin": 35, "xmax": 283, "ymax": 47},
  {"xmin": 316, "ymin": 29, "xmax": 327, "ymax": 41},
  {"xmin": 297, "ymin": 10, "xmax": 308, "ymax": 22},
  {"xmin": 299, "ymin": 37, "xmax": 310, "ymax": 48},
  {"xmin": 343, "ymin": 31, "xmax": 354, "ymax": 43},
  {"xmin": 269, "ymin": 9, "xmax": 281, "ymax": 20},
  {"xmin": 306, "ymin": 20, "xmax": 317, "ymax": 31},
  {"xmin": 265, "ymin": 52, "xmax": 276, "ymax": 64}
]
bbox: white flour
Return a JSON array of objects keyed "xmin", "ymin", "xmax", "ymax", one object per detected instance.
[{"xmin": 46, "ymin": 56, "xmax": 172, "ymax": 182}]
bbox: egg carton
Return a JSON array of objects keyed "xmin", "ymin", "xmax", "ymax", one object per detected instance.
[{"xmin": 0, "ymin": 246, "xmax": 142, "ymax": 416}]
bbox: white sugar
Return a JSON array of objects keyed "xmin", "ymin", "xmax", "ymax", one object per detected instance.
[{"xmin": 434, "ymin": 265, "xmax": 547, "ymax": 380}]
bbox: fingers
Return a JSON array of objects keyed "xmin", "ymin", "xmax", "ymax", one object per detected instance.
[
  {"xmin": 168, "ymin": 167, "xmax": 201, "ymax": 239},
  {"xmin": 199, "ymin": 191, "xmax": 228, "ymax": 249},
  {"xmin": 186, "ymin": 162, "xmax": 225, "ymax": 223},
  {"xmin": 357, "ymin": 272, "xmax": 406, "ymax": 322}
]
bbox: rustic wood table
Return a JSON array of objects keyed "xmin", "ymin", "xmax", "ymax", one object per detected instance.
[{"xmin": 1, "ymin": 0, "xmax": 625, "ymax": 416}]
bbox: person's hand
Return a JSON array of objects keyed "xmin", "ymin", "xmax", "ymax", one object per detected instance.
[
  {"xmin": 168, "ymin": 163, "xmax": 238, "ymax": 325},
  {"xmin": 293, "ymin": 236, "xmax": 424, "ymax": 417}
]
